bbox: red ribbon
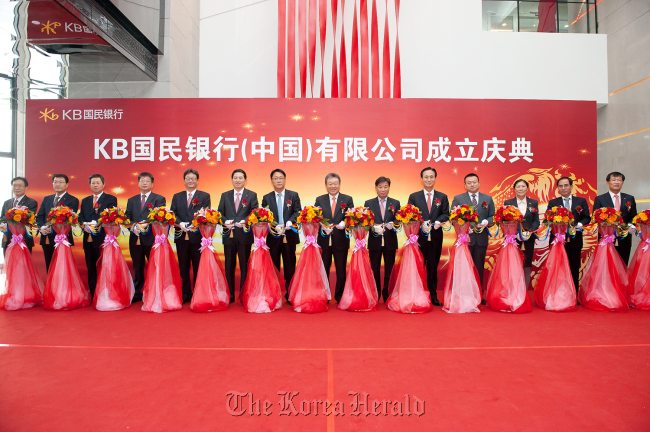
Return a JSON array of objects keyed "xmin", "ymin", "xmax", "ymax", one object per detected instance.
[
  {"xmin": 278, "ymin": 0, "xmax": 286, "ymax": 97},
  {"xmin": 330, "ymin": 0, "xmax": 339, "ymax": 97},
  {"xmin": 308, "ymin": 0, "xmax": 317, "ymax": 96},
  {"xmin": 298, "ymin": 0, "xmax": 307, "ymax": 96},
  {"xmin": 393, "ymin": 0, "xmax": 401, "ymax": 98},
  {"xmin": 319, "ymin": 0, "xmax": 327, "ymax": 97},
  {"xmin": 360, "ymin": 0, "xmax": 369, "ymax": 98},
  {"xmin": 339, "ymin": 0, "xmax": 347, "ymax": 97},
  {"xmin": 288, "ymin": 0, "xmax": 296, "ymax": 98},
  {"xmin": 370, "ymin": 0, "xmax": 379, "ymax": 98},
  {"xmin": 382, "ymin": 0, "xmax": 391, "ymax": 97},
  {"xmin": 350, "ymin": 0, "xmax": 359, "ymax": 98}
]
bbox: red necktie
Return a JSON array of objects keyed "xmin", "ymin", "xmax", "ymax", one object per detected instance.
[
  {"xmin": 427, "ymin": 193, "xmax": 432, "ymax": 212},
  {"xmin": 614, "ymin": 194, "xmax": 620, "ymax": 211},
  {"xmin": 380, "ymin": 199, "xmax": 386, "ymax": 219},
  {"xmin": 235, "ymin": 192, "xmax": 241, "ymax": 211},
  {"xmin": 141, "ymin": 194, "xmax": 146, "ymax": 210},
  {"xmin": 331, "ymin": 196, "xmax": 336, "ymax": 217},
  {"xmin": 187, "ymin": 192, "xmax": 193, "ymax": 207}
]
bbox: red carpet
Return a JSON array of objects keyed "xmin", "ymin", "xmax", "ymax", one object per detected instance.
[{"xmin": 1, "ymin": 294, "xmax": 649, "ymax": 431}]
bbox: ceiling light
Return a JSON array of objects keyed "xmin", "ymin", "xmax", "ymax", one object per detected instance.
[
  {"xmin": 564, "ymin": 25, "xmax": 569, "ymax": 27},
  {"xmin": 502, "ymin": 23, "xmax": 507, "ymax": 26}
]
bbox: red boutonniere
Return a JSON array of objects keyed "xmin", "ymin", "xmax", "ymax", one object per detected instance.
[
  {"xmin": 341, "ymin": 203, "xmax": 346, "ymax": 209},
  {"xmin": 242, "ymin": 198, "xmax": 248, "ymax": 208},
  {"xmin": 192, "ymin": 198, "xmax": 199, "ymax": 207},
  {"xmin": 436, "ymin": 199, "xmax": 441, "ymax": 207},
  {"xmin": 147, "ymin": 203, "xmax": 153, "ymax": 209},
  {"xmin": 530, "ymin": 207, "xmax": 538, "ymax": 213},
  {"xmin": 286, "ymin": 199, "xmax": 291, "ymax": 209},
  {"xmin": 390, "ymin": 205, "xmax": 395, "ymax": 212},
  {"xmin": 626, "ymin": 201, "xmax": 632, "ymax": 211},
  {"xmin": 482, "ymin": 201, "xmax": 488, "ymax": 209},
  {"xmin": 94, "ymin": 202, "xmax": 100, "ymax": 213},
  {"xmin": 576, "ymin": 206, "xmax": 582, "ymax": 213},
  {"xmin": 59, "ymin": 201, "xmax": 65, "ymax": 207}
]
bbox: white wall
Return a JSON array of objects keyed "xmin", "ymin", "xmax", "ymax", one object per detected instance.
[{"xmin": 200, "ymin": 0, "xmax": 608, "ymax": 105}]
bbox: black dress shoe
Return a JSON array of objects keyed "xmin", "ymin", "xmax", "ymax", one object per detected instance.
[
  {"xmin": 481, "ymin": 299, "xmax": 487, "ymax": 306},
  {"xmin": 230, "ymin": 297, "xmax": 236, "ymax": 304},
  {"xmin": 432, "ymin": 298, "xmax": 442, "ymax": 306},
  {"xmin": 132, "ymin": 294, "xmax": 143, "ymax": 303},
  {"xmin": 182, "ymin": 297, "xmax": 192, "ymax": 304}
]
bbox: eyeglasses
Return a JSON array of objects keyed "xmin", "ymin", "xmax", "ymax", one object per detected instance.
[
  {"xmin": 185, "ymin": 177, "xmax": 198, "ymax": 181},
  {"xmin": 53, "ymin": 181, "xmax": 67, "ymax": 185}
]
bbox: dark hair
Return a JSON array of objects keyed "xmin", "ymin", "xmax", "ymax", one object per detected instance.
[
  {"xmin": 52, "ymin": 174, "xmax": 69, "ymax": 183},
  {"xmin": 420, "ymin": 167, "xmax": 437, "ymax": 178},
  {"xmin": 88, "ymin": 174, "xmax": 105, "ymax": 184},
  {"xmin": 375, "ymin": 176, "xmax": 391, "ymax": 187},
  {"xmin": 231, "ymin": 169, "xmax": 247, "ymax": 179},
  {"xmin": 464, "ymin": 173, "xmax": 479, "ymax": 183},
  {"xmin": 556, "ymin": 176, "xmax": 573, "ymax": 186},
  {"xmin": 606, "ymin": 171, "xmax": 625, "ymax": 182},
  {"xmin": 513, "ymin": 179, "xmax": 529, "ymax": 189},
  {"xmin": 11, "ymin": 177, "xmax": 28, "ymax": 187},
  {"xmin": 325, "ymin": 173, "xmax": 341, "ymax": 184},
  {"xmin": 270, "ymin": 169, "xmax": 286, "ymax": 179},
  {"xmin": 138, "ymin": 172, "xmax": 154, "ymax": 183},
  {"xmin": 183, "ymin": 168, "xmax": 199, "ymax": 180}
]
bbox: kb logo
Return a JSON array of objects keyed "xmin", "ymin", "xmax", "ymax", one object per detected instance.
[
  {"xmin": 39, "ymin": 108, "xmax": 59, "ymax": 123},
  {"xmin": 32, "ymin": 20, "xmax": 61, "ymax": 35}
]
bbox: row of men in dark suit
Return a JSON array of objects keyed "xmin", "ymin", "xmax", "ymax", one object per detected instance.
[{"xmin": 0, "ymin": 170, "xmax": 638, "ymax": 305}]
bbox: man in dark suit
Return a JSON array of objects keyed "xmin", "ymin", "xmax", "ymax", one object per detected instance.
[
  {"xmin": 451, "ymin": 173, "xmax": 495, "ymax": 302},
  {"xmin": 315, "ymin": 173, "xmax": 354, "ymax": 303},
  {"xmin": 78, "ymin": 174, "xmax": 118, "ymax": 299},
  {"xmin": 36, "ymin": 174, "xmax": 80, "ymax": 271},
  {"xmin": 170, "ymin": 168, "xmax": 211, "ymax": 303},
  {"xmin": 125, "ymin": 172, "xmax": 166, "ymax": 302},
  {"xmin": 407, "ymin": 167, "xmax": 449, "ymax": 305},
  {"xmin": 261, "ymin": 169, "xmax": 301, "ymax": 302},
  {"xmin": 548, "ymin": 176, "xmax": 591, "ymax": 294},
  {"xmin": 1, "ymin": 177, "xmax": 38, "ymax": 256},
  {"xmin": 365, "ymin": 176, "xmax": 400, "ymax": 302},
  {"xmin": 593, "ymin": 171, "xmax": 638, "ymax": 265},
  {"xmin": 217, "ymin": 169, "xmax": 259, "ymax": 303}
]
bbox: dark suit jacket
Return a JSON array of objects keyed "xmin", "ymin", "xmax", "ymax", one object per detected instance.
[
  {"xmin": 547, "ymin": 195, "xmax": 590, "ymax": 249},
  {"xmin": 217, "ymin": 189, "xmax": 259, "ymax": 246},
  {"xmin": 450, "ymin": 192, "xmax": 495, "ymax": 247},
  {"xmin": 125, "ymin": 192, "xmax": 166, "ymax": 247},
  {"xmin": 2, "ymin": 196, "xmax": 38, "ymax": 249},
  {"xmin": 78, "ymin": 193, "xmax": 118, "ymax": 246},
  {"xmin": 314, "ymin": 193, "xmax": 354, "ymax": 250},
  {"xmin": 503, "ymin": 197, "xmax": 540, "ymax": 232},
  {"xmin": 364, "ymin": 197, "xmax": 400, "ymax": 251},
  {"xmin": 170, "ymin": 190, "xmax": 211, "ymax": 243},
  {"xmin": 407, "ymin": 190, "xmax": 450, "ymax": 246},
  {"xmin": 261, "ymin": 190, "xmax": 301, "ymax": 246},
  {"xmin": 36, "ymin": 193, "xmax": 80, "ymax": 246},
  {"xmin": 593, "ymin": 192, "xmax": 637, "ymax": 224}
]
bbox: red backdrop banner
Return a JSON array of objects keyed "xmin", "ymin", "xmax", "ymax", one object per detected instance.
[{"xmin": 25, "ymin": 98, "xmax": 597, "ymax": 291}]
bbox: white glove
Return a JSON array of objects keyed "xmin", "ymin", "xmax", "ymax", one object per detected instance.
[
  {"xmin": 628, "ymin": 224, "xmax": 636, "ymax": 234},
  {"xmin": 285, "ymin": 221, "xmax": 293, "ymax": 228},
  {"xmin": 180, "ymin": 222, "xmax": 190, "ymax": 232},
  {"xmin": 373, "ymin": 225, "xmax": 384, "ymax": 235},
  {"xmin": 224, "ymin": 220, "xmax": 234, "ymax": 228},
  {"xmin": 434, "ymin": 221, "xmax": 441, "ymax": 230},
  {"xmin": 422, "ymin": 220, "xmax": 432, "ymax": 231},
  {"xmin": 480, "ymin": 219, "xmax": 488, "ymax": 227},
  {"xmin": 89, "ymin": 221, "xmax": 98, "ymax": 226},
  {"xmin": 82, "ymin": 223, "xmax": 91, "ymax": 233},
  {"xmin": 275, "ymin": 224, "xmax": 284, "ymax": 233},
  {"xmin": 234, "ymin": 221, "xmax": 244, "ymax": 228},
  {"xmin": 323, "ymin": 226, "xmax": 333, "ymax": 235},
  {"xmin": 384, "ymin": 223, "xmax": 394, "ymax": 231},
  {"xmin": 0, "ymin": 223, "xmax": 6, "ymax": 230},
  {"xmin": 336, "ymin": 221, "xmax": 346, "ymax": 230},
  {"xmin": 131, "ymin": 224, "xmax": 141, "ymax": 235},
  {"xmin": 576, "ymin": 222, "xmax": 583, "ymax": 231}
]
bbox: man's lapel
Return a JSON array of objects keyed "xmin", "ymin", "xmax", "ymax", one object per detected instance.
[
  {"xmin": 370, "ymin": 198, "xmax": 382, "ymax": 224},
  {"xmin": 269, "ymin": 191, "xmax": 279, "ymax": 219},
  {"xmin": 603, "ymin": 192, "xmax": 614, "ymax": 208}
]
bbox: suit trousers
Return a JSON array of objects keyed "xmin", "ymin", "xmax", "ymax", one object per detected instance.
[
  {"xmin": 369, "ymin": 248, "xmax": 396, "ymax": 302},
  {"xmin": 421, "ymin": 236, "xmax": 443, "ymax": 300},
  {"xmin": 83, "ymin": 240, "xmax": 102, "ymax": 297},
  {"xmin": 130, "ymin": 242, "xmax": 152, "ymax": 299},
  {"xmin": 468, "ymin": 242, "xmax": 488, "ymax": 291},
  {"xmin": 224, "ymin": 239, "xmax": 252, "ymax": 301},
  {"xmin": 176, "ymin": 239, "xmax": 202, "ymax": 302},
  {"xmin": 269, "ymin": 241, "xmax": 296, "ymax": 298},
  {"xmin": 42, "ymin": 243, "xmax": 55, "ymax": 272},
  {"xmin": 321, "ymin": 245, "xmax": 348, "ymax": 302}
]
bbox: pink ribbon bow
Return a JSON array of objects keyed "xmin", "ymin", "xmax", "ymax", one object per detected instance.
[
  {"xmin": 502, "ymin": 234, "xmax": 518, "ymax": 247},
  {"xmin": 552, "ymin": 232, "xmax": 566, "ymax": 245},
  {"xmin": 54, "ymin": 234, "xmax": 70, "ymax": 248},
  {"xmin": 599, "ymin": 234, "xmax": 615, "ymax": 247},
  {"xmin": 404, "ymin": 234, "xmax": 419, "ymax": 247},
  {"xmin": 102, "ymin": 234, "xmax": 119, "ymax": 248},
  {"xmin": 253, "ymin": 236, "xmax": 269, "ymax": 251},
  {"xmin": 304, "ymin": 235, "xmax": 319, "ymax": 249},
  {"xmin": 643, "ymin": 238, "xmax": 650, "ymax": 252},
  {"xmin": 455, "ymin": 234, "xmax": 469, "ymax": 247},
  {"xmin": 353, "ymin": 238, "xmax": 367, "ymax": 253},
  {"xmin": 9, "ymin": 234, "xmax": 25, "ymax": 249},
  {"xmin": 151, "ymin": 234, "xmax": 167, "ymax": 249},
  {"xmin": 199, "ymin": 236, "xmax": 215, "ymax": 253}
]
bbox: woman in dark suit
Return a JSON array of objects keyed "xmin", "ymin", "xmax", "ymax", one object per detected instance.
[{"xmin": 504, "ymin": 179, "xmax": 540, "ymax": 288}]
